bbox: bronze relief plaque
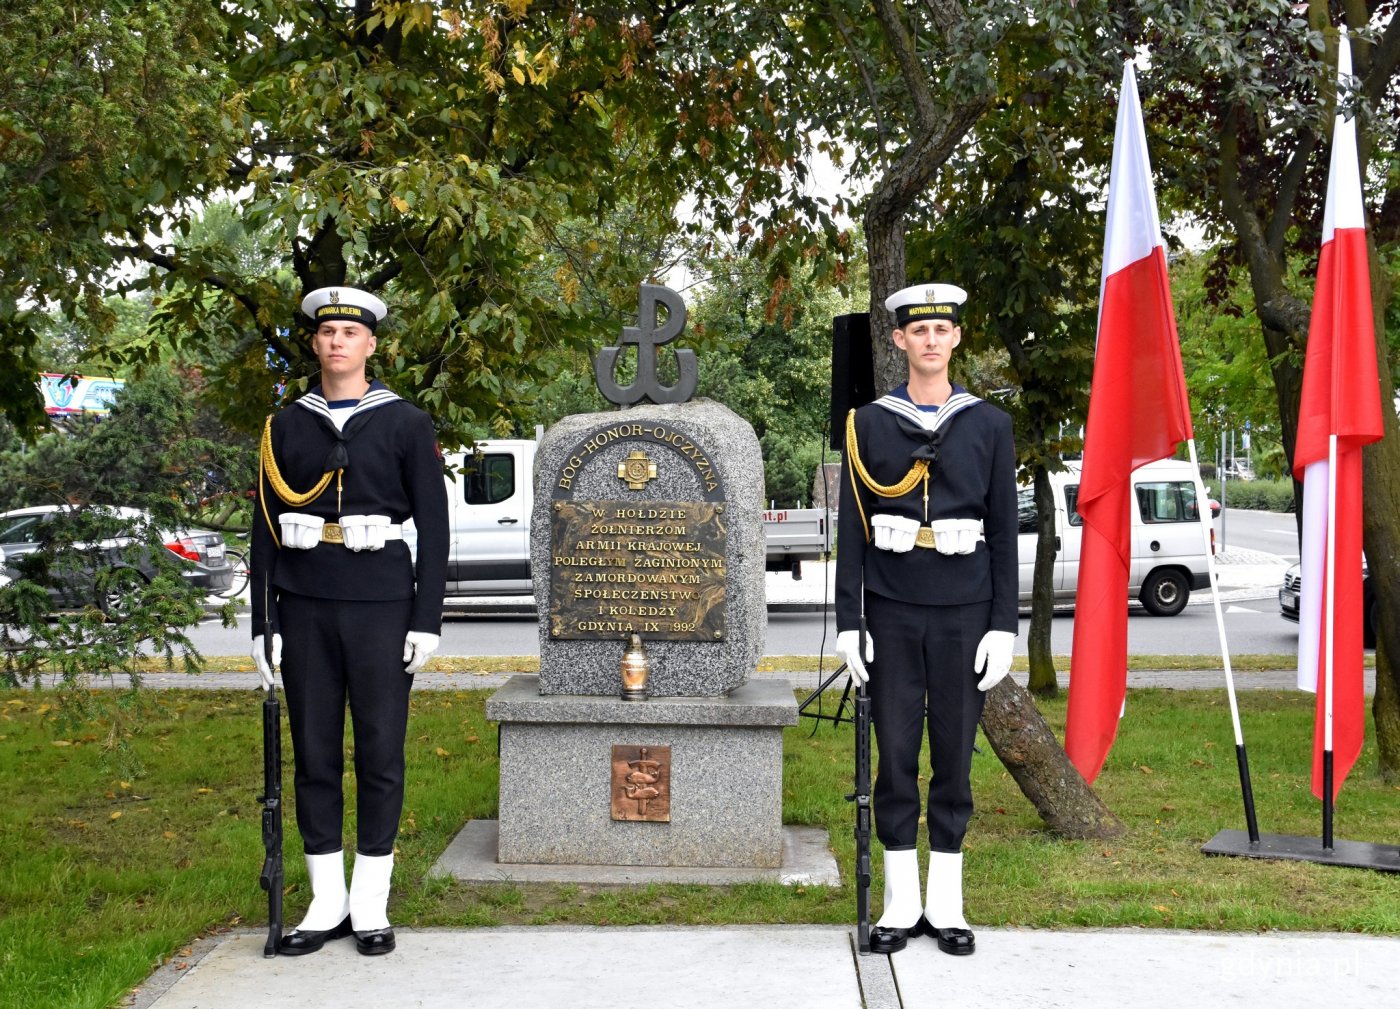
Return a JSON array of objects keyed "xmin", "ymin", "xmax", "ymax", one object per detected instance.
[
  {"xmin": 611, "ymin": 745, "xmax": 671, "ymax": 822},
  {"xmin": 549, "ymin": 500, "xmax": 726, "ymax": 640}
]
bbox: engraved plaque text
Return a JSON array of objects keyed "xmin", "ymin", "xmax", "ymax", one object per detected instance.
[{"xmin": 550, "ymin": 500, "xmax": 726, "ymax": 641}]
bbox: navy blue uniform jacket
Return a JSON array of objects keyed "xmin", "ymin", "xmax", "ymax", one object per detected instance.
[
  {"xmin": 251, "ymin": 383, "xmax": 449, "ymax": 638},
  {"xmin": 835, "ymin": 392, "xmax": 1018, "ymax": 635}
]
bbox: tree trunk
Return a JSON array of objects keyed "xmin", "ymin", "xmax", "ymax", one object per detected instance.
[
  {"xmin": 1027, "ymin": 463, "xmax": 1059, "ymax": 697},
  {"xmin": 864, "ymin": 209, "xmax": 907, "ymax": 396},
  {"xmin": 981, "ymin": 678, "xmax": 1124, "ymax": 838},
  {"xmin": 1363, "ymin": 241, "xmax": 1400, "ymax": 780}
]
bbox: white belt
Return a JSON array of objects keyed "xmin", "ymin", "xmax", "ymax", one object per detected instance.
[
  {"xmin": 872, "ymin": 514, "xmax": 984, "ymax": 555},
  {"xmin": 279, "ymin": 512, "xmax": 402, "ymax": 551},
  {"xmin": 321, "ymin": 522, "xmax": 404, "ymax": 545},
  {"xmin": 916, "ymin": 518, "xmax": 984, "ymax": 553}
]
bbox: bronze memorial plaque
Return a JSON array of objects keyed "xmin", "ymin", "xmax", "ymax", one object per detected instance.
[
  {"xmin": 549, "ymin": 500, "xmax": 726, "ymax": 640},
  {"xmin": 611, "ymin": 745, "xmax": 671, "ymax": 822}
]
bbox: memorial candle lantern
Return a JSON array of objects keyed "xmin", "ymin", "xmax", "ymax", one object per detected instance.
[{"xmin": 619, "ymin": 633, "xmax": 651, "ymax": 700}]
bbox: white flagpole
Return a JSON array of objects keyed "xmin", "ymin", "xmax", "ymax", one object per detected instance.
[
  {"xmin": 1322, "ymin": 433, "xmax": 1338, "ymax": 849},
  {"xmin": 1187, "ymin": 437, "xmax": 1259, "ymax": 841}
]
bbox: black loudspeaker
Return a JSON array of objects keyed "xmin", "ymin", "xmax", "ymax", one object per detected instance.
[{"xmin": 830, "ymin": 312, "xmax": 876, "ymax": 450}]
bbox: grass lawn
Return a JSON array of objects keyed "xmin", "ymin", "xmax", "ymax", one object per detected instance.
[{"xmin": 1, "ymin": 681, "xmax": 1397, "ymax": 1008}]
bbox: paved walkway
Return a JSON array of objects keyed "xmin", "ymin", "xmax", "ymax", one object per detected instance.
[{"xmin": 127, "ymin": 924, "xmax": 1400, "ymax": 1009}]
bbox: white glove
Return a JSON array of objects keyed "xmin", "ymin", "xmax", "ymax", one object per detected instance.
[
  {"xmin": 252, "ymin": 633, "xmax": 283, "ymax": 690},
  {"xmin": 975, "ymin": 630, "xmax": 1015, "ymax": 692},
  {"xmin": 932, "ymin": 518, "xmax": 984, "ymax": 556},
  {"xmin": 871, "ymin": 514, "xmax": 919, "ymax": 553},
  {"xmin": 403, "ymin": 631, "xmax": 440, "ymax": 673},
  {"xmin": 339, "ymin": 514, "xmax": 390, "ymax": 552},
  {"xmin": 279, "ymin": 513, "xmax": 323, "ymax": 550},
  {"xmin": 836, "ymin": 629, "xmax": 874, "ymax": 685}
]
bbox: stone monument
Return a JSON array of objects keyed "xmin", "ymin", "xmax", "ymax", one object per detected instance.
[{"xmin": 482, "ymin": 284, "xmax": 801, "ymax": 872}]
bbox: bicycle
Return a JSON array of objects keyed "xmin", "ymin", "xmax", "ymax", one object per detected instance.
[{"xmin": 216, "ymin": 544, "xmax": 250, "ymax": 599}]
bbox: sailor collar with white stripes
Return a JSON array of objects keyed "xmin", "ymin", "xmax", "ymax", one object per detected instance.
[
  {"xmin": 294, "ymin": 381, "xmax": 401, "ymax": 424},
  {"xmin": 873, "ymin": 383, "xmax": 982, "ymax": 433}
]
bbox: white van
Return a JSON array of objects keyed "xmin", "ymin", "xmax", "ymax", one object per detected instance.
[
  {"xmin": 1016, "ymin": 459, "xmax": 1214, "ymax": 616},
  {"xmin": 440, "ymin": 440, "xmax": 538, "ymax": 595},
  {"xmin": 401, "ymin": 440, "xmax": 540, "ymax": 596},
  {"xmin": 406, "ymin": 440, "xmax": 833, "ymax": 596}
]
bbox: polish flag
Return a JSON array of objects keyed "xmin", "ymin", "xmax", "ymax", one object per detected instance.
[
  {"xmin": 1065, "ymin": 62, "xmax": 1193, "ymax": 784},
  {"xmin": 1294, "ymin": 32, "xmax": 1385, "ymax": 801}
]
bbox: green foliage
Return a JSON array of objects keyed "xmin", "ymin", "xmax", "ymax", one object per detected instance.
[
  {"xmin": 686, "ymin": 252, "xmax": 852, "ymax": 505},
  {"xmin": 0, "ymin": 368, "xmax": 244, "ymax": 698},
  {"xmin": 0, "ymin": 367, "xmax": 255, "ymax": 515},
  {"xmin": 0, "ymin": 3, "xmax": 839, "ymax": 449},
  {"xmin": 1172, "ymin": 251, "xmax": 1289, "ymax": 476},
  {"xmin": 0, "ymin": 1, "xmax": 226, "ymax": 436},
  {"xmin": 915, "ymin": 3, "xmax": 1121, "ymax": 479},
  {"xmin": 1204, "ymin": 477, "xmax": 1297, "ymax": 513}
]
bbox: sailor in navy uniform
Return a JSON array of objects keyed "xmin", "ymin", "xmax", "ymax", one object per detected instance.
[
  {"xmin": 835, "ymin": 283, "xmax": 1017, "ymax": 956},
  {"xmin": 250, "ymin": 286, "xmax": 449, "ymax": 957}
]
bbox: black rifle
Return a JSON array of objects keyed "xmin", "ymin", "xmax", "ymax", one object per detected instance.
[
  {"xmin": 845, "ymin": 620, "xmax": 873, "ymax": 954},
  {"xmin": 257, "ymin": 579, "xmax": 283, "ymax": 958}
]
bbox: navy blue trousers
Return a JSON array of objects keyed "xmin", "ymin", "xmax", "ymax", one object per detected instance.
[
  {"xmin": 865, "ymin": 592, "xmax": 989, "ymax": 853},
  {"xmin": 278, "ymin": 592, "xmax": 413, "ymax": 856}
]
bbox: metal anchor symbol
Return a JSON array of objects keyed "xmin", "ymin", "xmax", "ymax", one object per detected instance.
[{"xmin": 594, "ymin": 283, "xmax": 698, "ymax": 405}]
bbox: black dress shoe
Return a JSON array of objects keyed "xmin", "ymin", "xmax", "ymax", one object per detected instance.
[
  {"xmin": 354, "ymin": 927, "xmax": 396, "ymax": 955},
  {"xmin": 931, "ymin": 924, "xmax": 976, "ymax": 956},
  {"xmin": 870, "ymin": 916, "xmax": 928, "ymax": 955},
  {"xmin": 277, "ymin": 916, "xmax": 352, "ymax": 956}
]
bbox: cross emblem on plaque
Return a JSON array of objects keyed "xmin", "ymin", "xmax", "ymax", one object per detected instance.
[{"xmin": 617, "ymin": 449, "xmax": 658, "ymax": 490}]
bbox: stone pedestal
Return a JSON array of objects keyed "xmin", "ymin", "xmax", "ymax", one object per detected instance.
[
  {"xmin": 489, "ymin": 675, "xmax": 797, "ymax": 868},
  {"xmin": 482, "ymin": 372, "xmax": 809, "ymax": 875}
]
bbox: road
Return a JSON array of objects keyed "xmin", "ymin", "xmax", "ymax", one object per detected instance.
[
  {"xmin": 185, "ymin": 597, "xmax": 1299, "ymax": 660},
  {"xmin": 186, "ymin": 509, "xmax": 1302, "ymax": 659},
  {"xmin": 1213, "ymin": 504, "xmax": 1299, "ymax": 561}
]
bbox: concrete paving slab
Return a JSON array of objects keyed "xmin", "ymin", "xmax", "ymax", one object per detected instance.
[
  {"xmin": 890, "ymin": 927, "xmax": 1400, "ymax": 1009},
  {"xmin": 127, "ymin": 924, "xmax": 1400, "ymax": 1009},
  {"xmin": 134, "ymin": 926, "xmax": 862, "ymax": 1009},
  {"xmin": 429, "ymin": 820, "xmax": 841, "ymax": 886}
]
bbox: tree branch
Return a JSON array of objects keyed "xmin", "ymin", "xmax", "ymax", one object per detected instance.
[
  {"xmin": 363, "ymin": 260, "xmax": 403, "ymax": 292},
  {"xmin": 871, "ymin": 0, "xmax": 939, "ymax": 130},
  {"xmin": 828, "ymin": 2, "xmax": 891, "ymax": 160},
  {"xmin": 1216, "ymin": 107, "xmax": 1310, "ymax": 339},
  {"xmin": 1263, "ymin": 129, "xmax": 1318, "ymax": 255},
  {"xmin": 116, "ymin": 243, "xmax": 266, "ymax": 324}
]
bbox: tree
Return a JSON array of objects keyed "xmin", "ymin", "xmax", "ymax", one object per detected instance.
[
  {"xmin": 914, "ymin": 10, "xmax": 1120, "ymax": 696},
  {"xmin": 0, "ymin": 1, "xmax": 226, "ymax": 436},
  {"xmin": 1173, "ymin": 251, "xmax": 1287, "ymax": 479},
  {"xmin": 684, "ymin": 248, "xmax": 851, "ymax": 506},
  {"xmin": 0, "ymin": 2, "xmax": 836, "ymax": 447}
]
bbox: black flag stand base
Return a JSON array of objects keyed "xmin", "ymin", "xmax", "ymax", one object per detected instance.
[
  {"xmin": 1202, "ymin": 830, "xmax": 1400, "ymax": 872},
  {"xmin": 1205, "ymin": 752, "xmax": 1400, "ymax": 872}
]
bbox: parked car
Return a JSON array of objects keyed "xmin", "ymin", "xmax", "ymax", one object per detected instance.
[
  {"xmin": 1016, "ymin": 459, "xmax": 1216, "ymax": 616},
  {"xmin": 0, "ymin": 505, "xmax": 233, "ymax": 613},
  {"xmin": 1279, "ymin": 560, "xmax": 1377, "ymax": 649}
]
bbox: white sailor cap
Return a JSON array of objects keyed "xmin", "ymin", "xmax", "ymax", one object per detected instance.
[
  {"xmin": 884, "ymin": 283, "xmax": 967, "ymax": 327},
  {"xmin": 300, "ymin": 287, "xmax": 388, "ymax": 331}
]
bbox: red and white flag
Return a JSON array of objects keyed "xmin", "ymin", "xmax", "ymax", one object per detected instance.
[
  {"xmin": 1294, "ymin": 31, "xmax": 1385, "ymax": 801},
  {"xmin": 1065, "ymin": 62, "xmax": 1193, "ymax": 784}
]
